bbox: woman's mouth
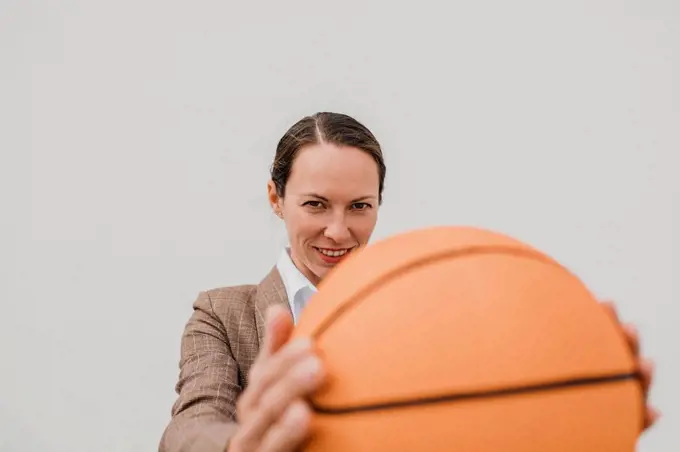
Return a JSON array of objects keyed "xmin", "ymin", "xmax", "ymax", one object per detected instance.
[{"xmin": 313, "ymin": 246, "xmax": 355, "ymax": 264}]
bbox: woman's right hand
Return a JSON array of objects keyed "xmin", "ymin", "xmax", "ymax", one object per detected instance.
[{"xmin": 228, "ymin": 305, "xmax": 325, "ymax": 452}]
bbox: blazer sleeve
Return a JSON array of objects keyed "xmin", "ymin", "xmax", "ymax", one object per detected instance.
[{"xmin": 159, "ymin": 291, "xmax": 241, "ymax": 452}]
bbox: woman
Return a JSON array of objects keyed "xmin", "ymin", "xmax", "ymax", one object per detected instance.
[{"xmin": 159, "ymin": 112, "xmax": 658, "ymax": 452}]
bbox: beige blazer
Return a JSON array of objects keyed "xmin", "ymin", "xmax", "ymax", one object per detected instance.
[{"xmin": 159, "ymin": 267, "xmax": 291, "ymax": 452}]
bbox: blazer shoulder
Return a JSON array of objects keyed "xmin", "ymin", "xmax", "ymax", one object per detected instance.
[
  {"xmin": 200, "ymin": 284, "xmax": 257, "ymax": 313},
  {"xmin": 195, "ymin": 267, "xmax": 284, "ymax": 321}
]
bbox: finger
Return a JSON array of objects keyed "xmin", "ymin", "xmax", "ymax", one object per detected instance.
[
  {"xmin": 600, "ymin": 302, "xmax": 642, "ymax": 355},
  {"xmin": 237, "ymin": 356, "xmax": 324, "ymax": 446},
  {"xmin": 247, "ymin": 338, "xmax": 316, "ymax": 403},
  {"xmin": 258, "ymin": 354, "xmax": 324, "ymax": 412},
  {"xmin": 237, "ymin": 338, "xmax": 315, "ymax": 421},
  {"xmin": 263, "ymin": 305, "xmax": 295, "ymax": 357},
  {"xmin": 639, "ymin": 358, "xmax": 653, "ymax": 396},
  {"xmin": 236, "ymin": 306, "xmax": 295, "ymax": 423},
  {"xmin": 258, "ymin": 400, "xmax": 312, "ymax": 452},
  {"xmin": 253, "ymin": 305, "xmax": 299, "ymax": 390},
  {"xmin": 638, "ymin": 358, "xmax": 656, "ymax": 431},
  {"xmin": 623, "ymin": 323, "xmax": 640, "ymax": 356},
  {"xmin": 644, "ymin": 406, "xmax": 661, "ymax": 430}
]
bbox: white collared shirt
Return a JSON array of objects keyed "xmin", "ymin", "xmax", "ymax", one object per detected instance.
[{"xmin": 276, "ymin": 248, "xmax": 317, "ymax": 324}]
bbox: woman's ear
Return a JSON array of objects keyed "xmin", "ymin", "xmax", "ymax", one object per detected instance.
[{"xmin": 267, "ymin": 180, "xmax": 283, "ymax": 218}]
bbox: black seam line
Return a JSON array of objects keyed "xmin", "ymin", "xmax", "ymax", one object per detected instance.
[
  {"xmin": 310, "ymin": 245, "xmax": 564, "ymax": 340},
  {"xmin": 311, "ymin": 372, "xmax": 640, "ymax": 415}
]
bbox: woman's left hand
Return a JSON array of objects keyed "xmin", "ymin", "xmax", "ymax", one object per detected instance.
[{"xmin": 602, "ymin": 301, "xmax": 660, "ymax": 431}]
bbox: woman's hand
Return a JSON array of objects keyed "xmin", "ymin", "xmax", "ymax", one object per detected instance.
[
  {"xmin": 228, "ymin": 305, "xmax": 325, "ymax": 452},
  {"xmin": 602, "ymin": 301, "xmax": 661, "ymax": 431}
]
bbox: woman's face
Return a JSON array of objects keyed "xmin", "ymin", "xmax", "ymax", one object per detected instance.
[{"xmin": 268, "ymin": 142, "xmax": 380, "ymax": 286}]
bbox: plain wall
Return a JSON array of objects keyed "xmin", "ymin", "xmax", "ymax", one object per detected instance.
[{"xmin": 1, "ymin": 0, "xmax": 677, "ymax": 451}]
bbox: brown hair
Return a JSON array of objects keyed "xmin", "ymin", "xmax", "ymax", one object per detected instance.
[{"xmin": 270, "ymin": 112, "xmax": 386, "ymax": 203}]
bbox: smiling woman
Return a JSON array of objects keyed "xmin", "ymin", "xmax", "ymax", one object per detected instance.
[
  {"xmin": 159, "ymin": 112, "xmax": 387, "ymax": 452},
  {"xmin": 159, "ymin": 112, "xmax": 657, "ymax": 452}
]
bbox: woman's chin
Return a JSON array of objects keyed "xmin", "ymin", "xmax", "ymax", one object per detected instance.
[{"xmin": 306, "ymin": 262, "xmax": 331, "ymax": 284}]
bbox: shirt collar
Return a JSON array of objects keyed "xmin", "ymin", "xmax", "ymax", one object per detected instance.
[{"xmin": 276, "ymin": 248, "xmax": 317, "ymax": 319}]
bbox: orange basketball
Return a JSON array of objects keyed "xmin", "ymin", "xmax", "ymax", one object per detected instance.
[{"xmin": 292, "ymin": 225, "xmax": 643, "ymax": 451}]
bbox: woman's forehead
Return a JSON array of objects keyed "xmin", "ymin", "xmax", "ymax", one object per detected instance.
[{"xmin": 286, "ymin": 143, "xmax": 380, "ymax": 197}]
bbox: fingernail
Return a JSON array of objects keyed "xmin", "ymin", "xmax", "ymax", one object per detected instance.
[
  {"xmin": 291, "ymin": 337, "xmax": 313, "ymax": 351},
  {"xmin": 284, "ymin": 401, "xmax": 311, "ymax": 427},
  {"xmin": 306, "ymin": 357, "xmax": 321, "ymax": 373},
  {"xmin": 300, "ymin": 357, "xmax": 322, "ymax": 382},
  {"xmin": 265, "ymin": 307, "xmax": 279, "ymax": 325}
]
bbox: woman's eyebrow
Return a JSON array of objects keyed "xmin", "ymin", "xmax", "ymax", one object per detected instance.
[{"xmin": 301, "ymin": 193, "xmax": 377, "ymax": 203}]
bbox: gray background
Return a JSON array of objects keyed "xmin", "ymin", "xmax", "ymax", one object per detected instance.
[{"xmin": 1, "ymin": 0, "xmax": 677, "ymax": 451}]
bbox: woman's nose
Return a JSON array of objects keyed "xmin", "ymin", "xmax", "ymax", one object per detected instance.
[{"xmin": 323, "ymin": 216, "xmax": 351, "ymax": 243}]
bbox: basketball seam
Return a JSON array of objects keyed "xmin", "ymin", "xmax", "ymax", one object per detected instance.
[
  {"xmin": 309, "ymin": 245, "xmax": 565, "ymax": 339},
  {"xmin": 311, "ymin": 372, "xmax": 641, "ymax": 415}
]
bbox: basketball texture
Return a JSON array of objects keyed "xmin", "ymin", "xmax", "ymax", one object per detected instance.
[{"xmin": 292, "ymin": 226, "xmax": 643, "ymax": 452}]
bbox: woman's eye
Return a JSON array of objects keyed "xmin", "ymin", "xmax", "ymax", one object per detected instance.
[
  {"xmin": 352, "ymin": 202, "xmax": 371, "ymax": 210},
  {"xmin": 304, "ymin": 201, "xmax": 324, "ymax": 208}
]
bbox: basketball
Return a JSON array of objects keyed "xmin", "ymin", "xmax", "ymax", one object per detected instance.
[{"xmin": 292, "ymin": 225, "xmax": 644, "ymax": 451}]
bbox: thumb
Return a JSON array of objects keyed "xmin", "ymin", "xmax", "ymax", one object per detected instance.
[{"xmin": 263, "ymin": 304, "xmax": 294, "ymax": 356}]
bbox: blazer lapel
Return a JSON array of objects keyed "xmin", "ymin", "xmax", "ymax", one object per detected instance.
[{"xmin": 254, "ymin": 266, "xmax": 292, "ymax": 345}]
